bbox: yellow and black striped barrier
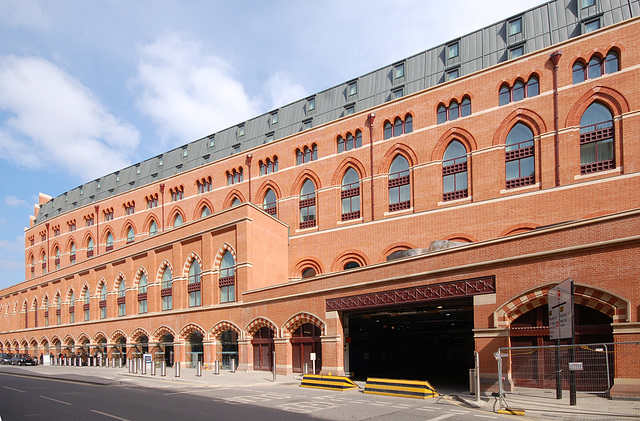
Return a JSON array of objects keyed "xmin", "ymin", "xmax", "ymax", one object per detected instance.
[
  {"xmin": 364, "ymin": 377, "xmax": 439, "ymax": 399},
  {"xmin": 300, "ymin": 374, "xmax": 359, "ymax": 391}
]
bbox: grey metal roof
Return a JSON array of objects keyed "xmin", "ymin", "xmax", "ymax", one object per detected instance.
[{"xmin": 34, "ymin": 0, "xmax": 638, "ymax": 224}]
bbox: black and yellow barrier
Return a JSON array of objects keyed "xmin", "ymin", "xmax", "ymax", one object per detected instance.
[
  {"xmin": 300, "ymin": 374, "xmax": 359, "ymax": 391},
  {"xmin": 364, "ymin": 377, "xmax": 439, "ymax": 399}
]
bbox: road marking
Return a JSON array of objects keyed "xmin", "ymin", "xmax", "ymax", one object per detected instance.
[
  {"xmin": 3, "ymin": 386, "xmax": 26, "ymax": 393},
  {"xmin": 91, "ymin": 409, "xmax": 130, "ymax": 421},
  {"xmin": 425, "ymin": 414, "xmax": 457, "ymax": 421},
  {"xmin": 40, "ymin": 395, "xmax": 72, "ymax": 405},
  {"xmin": 474, "ymin": 415, "xmax": 498, "ymax": 419},
  {"xmin": 449, "ymin": 409, "xmax": 469, "ymax": 413}
]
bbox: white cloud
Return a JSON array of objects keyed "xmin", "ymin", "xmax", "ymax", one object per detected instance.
[
  {"xmin": 130, "ymin": 34, "xmax": 262, "ymax": 146},
  {"xmin": 265, "ymin": 71, "xmax": 307, "ymax": 110},
  {"xmin": 0, "ymin": 56, "xmax": 140, "ymax": 179},
  {"xmin": 0, "ymin": 0, "xmax": 49, "ymax": 30},
  {"xmin": 4, "ymin": 196, "xmax": 28, "ymax": 207}
]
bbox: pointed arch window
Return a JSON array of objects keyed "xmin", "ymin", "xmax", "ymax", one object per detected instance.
[
  {"xmin": 55, "ymin": 294, "xmax": 61, "ymax": 325},
  {"xmin": 126, "ymin": 227, "xmax": 135, "ymax": 243},
  {"xmin": 69, "ymin": 291, "xmax": 75, "ymax": 323},
  {"xmin": 505, "ymin": 123, "xmax": 535, "ymax": 188},
  {"xmin": 138, "ymin": 273, "xmax": 148, "ymax": 314},
  {"xmin": 188, "ymin": 259, "xmax": 202, "ymax": 307},
  {"xmin": 231, "ymin": 197, "xmax": 241, "ymax": 207},
  {"xmin": 263, "ymin": 189, "xmax": 277, "ymax": 217},
  {"xmin": 220, "ymin": 251, "xmax": 236, "ymax": 303},
  {"xmin": 41, "ymin": 252, "xmax": 47, "ymax": 274},
  {"xmin": 388, "ymin": 155, "xmax": 410, "ymax": 212},
  {"xmin": 200, "ymin": 206, "xmax": 211, "ymax": 218},
  {"xmin": 580, "ymin": 102, "xmax": 614, "ymax": 174},
  {"xmin": 512, "ymin": 81, "xmax": 525, "ymax": 101},
  {"xmin": 460, "ymin": 97, "xmax": 471, "ymax": 117},
  {"xmin": 448, "ymin": 101, "xmax": 459, "ymax": 121},
  {"xmin": 299, "ymin": 179, "xmax": 317, "ymax": 229},
  {"xmin": 99, "ymin": 284, "xmax": 107, "ymax": 319},
  {"xmin": 44, "ymin": 296, "xmax": 49, "ymax": 326},
  {"xmin": 341, "ymin": 168, "xmax": 361, "ymax": 221},
  {"xmin": 173, "ymin": 213, "xmax": 183, "ymax": 227},
  {"xmin": 437, "ymin": 104, "xmax": 447, "ymax": 124},
  {"xmin": 442, "ymin": 140, "xmax": 468, "ymax": 201},
  {"xmin": 526, "ymin": 77, "xmax": 539, "ymax": 97},
  {"xmin": 83, "ymin": 288, "xmax": 90, "ymax": 321},
  {"xmin": 588, "ymin": 56, "xmax": 603, "ymax": 79},
  {"xmin": 149, "ymin": 221, "xmax": 158, "ymax": 237},
  {"xmin": 161, "ymin": 267, "xmax": 173, "ymax": 311},
  {"xmin": 87, "ymin": 237, "xmax": 94, "ymax": 258},
  {"xmin": 604, "ymin": 51, "xmax": 619, "ymax": 74},
  {"xmin": 54, "ymin": 247, "xmax": 60, "ymax": 270},
  {"xmin": 573, "ymin": 62, "xmax": 586, "ymax": 84},
  {"xmin": 117, "ymin": 280, "xmax": 126, "ymax": 316},
  {"xmin": 106, "ymin": 232, "xmax": 114, "ymax": 250}
]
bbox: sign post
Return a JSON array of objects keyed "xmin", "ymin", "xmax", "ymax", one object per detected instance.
[{"xmin": 548, "ymin": 278, "xmax": 576, "ymax": 405}]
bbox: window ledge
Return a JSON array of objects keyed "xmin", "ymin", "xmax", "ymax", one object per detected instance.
[
  {"xmin": 438, "ymin": 196, "xmax": 472, "ymax": 206},
  {"xmin": 337, "ymin": 217, "xmax": 363, "ymax": 226},
  {"xmin": 574, "ymin": 166, "xmax": 621, "ymax": 180},
  {"xmin": 500, "ymin": 182, "xmax": 540, "ymax": 194},
  {"xmin": 383, "ymin": 207, "xmax": 413, "ymax": 217},
  {"xmin": 295, "ymin": 225, "xmax": 319, "ymax": 234}
]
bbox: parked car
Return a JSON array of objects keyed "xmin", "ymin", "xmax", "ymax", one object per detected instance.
[
  {"xmin": 0, "ymin": 353, "xmax": 11, "ymax": 365},
  {"xmin": 10, "ymin": 354, "xmax": 27, "ymax": 366},
  {"xmin": 23, "ymin": 355, "xmax": 38, "ymax": 366}
]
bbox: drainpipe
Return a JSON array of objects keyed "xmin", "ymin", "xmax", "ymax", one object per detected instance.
[
  {"xmin": 368, "ymin": 113, "xmax": 376, "ymax": 221},
  {"xmin": 246, "ymin": 154, "xmax": 253, "ymax": 202},
  {"xmin": 94, "ymin": 205, "xmax": 99, "ymax": 256},
  {"xmin": 549, "ymin": 51, "xmax": 562, "ymax": 187},
  {"xmin": 45, "ymin": 222, "xmax": 50, "ymax": 273},
  {"xmin": 159, "ymin": 183, "xmax": 165, "ymax": 231}
]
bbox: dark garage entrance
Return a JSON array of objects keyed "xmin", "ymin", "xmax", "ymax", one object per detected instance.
[{"xmin": 346, "ymin": 298, "xmax": 474, "ymax": 387}]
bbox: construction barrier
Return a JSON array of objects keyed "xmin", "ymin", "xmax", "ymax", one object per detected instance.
[
  {"xmin": 300, "ymin": 374, "xmax": 359, "ymax": 391},
  {"xmin": 364, "ymin": 377, "xmax": 439, "ymax": 399}
]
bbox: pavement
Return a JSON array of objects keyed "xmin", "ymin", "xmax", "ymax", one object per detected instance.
[{"xmin": 1, "ymin": 363, "xmax": 639, "ymax": 420}]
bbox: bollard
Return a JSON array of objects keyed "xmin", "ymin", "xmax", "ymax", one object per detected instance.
[
  {"xmin": 196, "ymin": 361, "xmax": 202, "ymax": 377},
  {"xmin": 231, "ymin": 358, "xmax": 236, "ymax": 373},
  {"xmin": 141, "ymin": 359, "xmax": 146, "ymax": 375},
  {"xmin": 161, "ymin": 361, "xmax": 166, "ymax": 377},
  {"xmin": 214, "ymin": 360, "xmax": 219, "ymax": 375},
  {"xmin": 272, "ymin": 351, "xmax": 276, "ymax": 383},
  {"xmin": 175, "ymin": 361, "xmax": 180, "ymax": 377},
  {"xmin": 304, "ymin": 363, "xmax": 308, "ymax": 375},
  {"xmin": 150, "ymin": 360, "xmax": 155, "ymax": 376},
  {"xmin": 119, "ymin": 358, "xmax": 123, "ymax": 368},
  {"xmin": 132, "ymin": 359, "xmax": 137, "ymax": 374},
  {"xmin": 111, "ymin": 357, "xmax": 115, "ymax": 368}
]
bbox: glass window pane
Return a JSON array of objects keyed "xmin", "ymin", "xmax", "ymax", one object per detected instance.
[
  {"xmin": 399, "ymin": 184, "xmax": 410, "ymax": 203},
  {"xmin": 449, "ymin": 102, "xmax": 459, "ymax": 120},
  {"xmin": 404, "ymin": 116, "xmax": 412, "ymax": 133},
  {"xmin": 527, "ymin": 77, "xmax": 539, "ymax": 97},
  {"xmin": 598, "ymin": 138, "xmax": 614, "ymax": 161},
  {"xmin": 389, "ymin": 186, "xmax": 399, "ymax": 204},
  {"xmin": 512, "ymin": 82, "xmax": 525, "ymax": 101},
  {"xmin": 580, "ymin": 102, "xmax": 613, "ymax": 130},
  {"xmin": 506, "ymin": 160, "xmax": 520, "ymax": 181},
  {"xmin": 605, "ymin": 53, "xmax": 619, "ymax": 74},
  {"xmin": 588, "ymin": 57, "xmax": 602, "ymax": 79},
  {"xmin": 443, "ymin": 174, "xmax": 455, "ymax": 193},
  {"xmin": 580, "ymin": 142, "xmax": 596, "ymax": 165},
  {"xmin": 509, "ymin": 18, "xmax": 522, "ymax": 35},
  {"xmin": 384, "ymin": 122, "xmax": 392, "ymax": 139},
  {"xmin": 460, "ymin": 99, "xmax": 471, "ymax": 117},
  {"xmin": 456, "ymin": 172, "xmax": 468, "ymax": 190},
  {"xmin": 394, "ymin": 118, "xmax": 403, "ymax": 136},
  {"xmin": 521, "ymin": 156, "xmax": 535, "ymax": 178},
  {"xmin": 448, "ymin": 43, "xmax": 459, "ymax": 58},
  {"xmin": 499, "ymin": 86, "xmax": 510, "ymax": 105},
  {"xmin": 437, "ymin": 106, "xmax": 447, "ymax": 124}
]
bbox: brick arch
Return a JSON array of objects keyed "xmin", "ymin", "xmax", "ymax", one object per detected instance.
[
  {"xmin": 31, "ymin": 296, "xmax": 38, "ymax": 310},
  {"xmin": 330, "ymin": 250, "xmax": 370, "ymax": 272},
  {"xmin": 255, "ymin": 180, "xmax": 283, "ymax": 205},
  {"xmin": 93, "ymin": 331, "xmax": 108, "ymax": 343},
  {"xmin": 133, "ymin": 266, "xmax": 149, "ymax": 289},
  {"xmin": 443, "ymin": 233, "xmax": 478, "ymax": 243},
  {"xmin": 245, "ymin": 317, "xmax": 279, "ymax": 338},
  {"xmin": 377, "ymin": 142, "xmax": 418, "ymax": 174},
  {"xmin": 210, "ymin": 321, "xmax": 242, "ymax": 341},
  {"xmin": 110, "ymin": 329, "xmax": 127, "ymax": 342},
  {"xmin": 77, "ymin": 333, "xmax": 91, "ymax": 344},
  {"xmin": 130, "ymin": 328, "xmax": 150, "ymax": 342},
  {"xmin": 282, "ymin": 312, "xmax": 326, "ymax": 337},
  {"xmin": 431, "ymin": 127, "xmax": 477, "ymax": 161},
  {"xmin": 565, "ymin": 86, "xmax": 629, "ymax": 128},
  {"xmin": 142, "ymin": 213, "xmax": 160, "ymax": 234},
  {"xmin": 65, "ymin": 286, "xmax": 75, "ymax": 301},
  {"xmin": 50, "ymin": 335, "xmax": 61, "ymax": 345},
  {"xmin": 289, "ymin": 169, "xmax": 323, "ymax": 196},
  {"xmin": 39, "ymin": 335, "xmax": 50, "ymax": 347},
  {"xmin": 156, "ymin": 260, "xmax": 174, "ymax": 283},
  {"xmin": 81, "ymin": 230, "xmax": 94, "ymax": 248},
  {"xmin": 293, "ymin": 257, "xmax": 324, "ymax": 279},
  {"xmin": 65, "ymin": 236, "xmax": 78, "ymax": 253},
  {"xmin": 96, "ymin": 277, "xmax": 107, "ymax": 295},
  {"xmin": 378, "ymin": 242, "xmax": 417, "ymax": 263},
  {"xmin": 29, "ymin": 337, "xmax": 38, "ymax": 348},
  {"xmin": 152, "ymin": 326, "xmax": 176, "ymax": 342},
  {"xmin": 114, "ymin": 272, "xmax": 126, "ymax": 290},
  {"xmin": 192, "ymin": 198, "xmax": 215, "ymax": 220},
  {"xmin": 331, "ymin": 156, "xmax": 368, "ymax": 186},
  {"xmin": 493, "ymin": 283, "xmax": 629, "ymax": 328},
  {"xmin": 167, "ymin": 206, "xmax": 186, "ymax": 227},
  {"xmin": 492, "ymin": 108, "xmax": 547, "ymax": 146},
  {"xmin": 213, "ymin": 243, "xmax": 236, "ymax": 271},
  {"xmin": 100, "ymin": 226, "xmax": 114, "ymax": 244},
  {"xmin": 63, "ymin": 334, "xmax": 75, "ymax": 346},
  {"xmin": 498, "ymin": 224, "xmax": 538, "ymax": 237},
  {"xmin": 222, "ymin": 189, "xmax": 246, "ymax": 209},
  {"xmin": 179, "ymin": 323, "xmax": 206, "ymax": 341},
  {"xmin": 120, "ymin": 219, "xmax": 137, "ymax": 240},
  {"xmin": 50, "ymin": 241, "xmax": 61, "ymax": 256},
  {"xmin": 182, "ymin": 252, "xmax": 204, "ymax": 278}
]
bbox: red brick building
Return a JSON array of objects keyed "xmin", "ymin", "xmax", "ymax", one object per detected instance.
[{"xmin": 2, "ymin": 1, "xmax": 639, "ymax": 396}]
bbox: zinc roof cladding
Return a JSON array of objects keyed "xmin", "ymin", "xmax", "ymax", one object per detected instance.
[{"xmin": 34, "ymin": 0, "xmax": 636, "ymax": 225}]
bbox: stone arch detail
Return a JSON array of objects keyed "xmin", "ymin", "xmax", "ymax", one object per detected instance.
[
  {"xmin": 156, "ymin": 260, "xmax": 174, "ymax": 284},
  {"xmin": 192, "ymin": 198, "xmax": 215, "ymax": 220},
  {"xmin": 431, "ymin": 127, "xmax": 477, "ymax": 162},
  {"xmin": 152, "ymin": 326, "xmax": 176, "ymax": 342},
  {"xmin": 492, "ymin": 108, "xmax": 547, "ymax": 146},
  {"xmin": 377, "ymin": 142, "xmax": 419, "ymax": 174},
  {"xmin": 178, "ymin": 323, "xmax": 206, "ymax": 341},
  {"xmin": 378, "ymin": 242, "xmax": 417, "ymax": 263},
  {"xmin": 167, "ymin": 206, "xmax": 186, "ymax": 228},
  {"xmin": 210, "ymin": 321, "xmax": 242, "ymax": 340},
  {"xmin": 494, "ymin": 283, "xmax": 629, "ymax": 328},
  {"xmin": 282, "ymin": 312, "xmax": 326, "ymax": 337},
  {"xmin": 499, "ymin": 224, "xmax": 538, "ymax": 237},
  {"xmin": 330, "ymin": 250, "xmax": 370, "ymax": 272},
  {"xmin": 39, "ymin": 335, "xmax": 50, "ymax": 346},
  {"xmin": 293, "ymin": 257, "xmax": 324, "ymax": 278},
  {"xmin": 565, "ymin": 86, "xmax": 630, "ymax": 127},
  {"xmin": 93, "ymin": 331, "xmax": 108, "ymax": 343},
  {"xmin": 133, "ymin": 266, "xmax": 149, "ymax": 288},
  {"xmin": 222, "ymin": 190, "xmax": 246, "ymax": 209},
  {"xmin": 443, "ymin": 233, "xmax": 478, "ymax": 243},
  {"xmin": 213, "ymin": 243, "xmax": 236, "ymax": 270},
  {"xmin": 114, "ymin": 272, "xmax": 126, "ymax": 290},
  {"xmin": 255, "ymin": 180, "xmax": 283, "ymax": 205},
  {"xmin": 143, "ymin": 213, "xmax": 160, "ymax": 233},
  {"xmin": 77, "ymin": 333, "xmax": 91, "ymax": 344},
  {"xmin": 331, "ymin": 157, "xmax": 368, "ymax": 186},
  {"xmin": 289, "ymin": 169, "xmax": 323, "ymax": 196},
  {"xmin": 110, "ymin": 329, "xmax": 127, "ymax": 342},
  {"xmin": 120, "ymin": 220, "xmax": 136, "ymax": 240},
  {"xmin": 96, "ymin": 277, "xmax": 107, "ymax": 295},
  {"xmin": 130, "ymin": 328, "xmax": 150, "ymax": 342},
  {"xmin": 182, "ymin": 252, "xmax": 204, "ymax": 278},
  {"xmin": 245, "ymin": 317, "xmax": 279, "ymax": 338},
  {"xmin": 62, "ymin": 334, "xmax": 75, "ymax": 346}
]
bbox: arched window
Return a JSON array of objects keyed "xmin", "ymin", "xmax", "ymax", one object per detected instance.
[
  {"xmin": 126, "ymin": 227, "xmax": 135, "ymax": 243},
  {"xmin": 355, "ymin": 130, "xmax": 363, "ymax": 147},
  {"xmin": 572, "ymin": 62, "xmax": 586, "ymax": 84},
  {"xmin": 148, "ymin": 221, "xmax": 157, "ymax": 237},
  {"xmin": 70, "ymin": 242, "xmax": 76, "ymax": 263},
  {"xmin": 393, "ymin": 117, "xmax": 403, "ymax": 137},
  {"xmin": 188, "ymin": 259, "xmax": 202, "ymax": 307},
  {"xmin": 200, "ymin": 206, "xmax": 210, "ymax": 218},
  {"xmin": 69, "ymin": 291, "xmax": 75, "ymax": 323},
  {"xmin": 30, "ymin": 255, "xmax": 35, "ymax": 278},
  {"xmin": 437, "ymin": 104, "xmax": 447, "ymax": 124},
  {"xmin": 220, "ymin": 251, "xmax": 235, "ymax": 303},
  {"xmin": 299, "ymin": 179, "xmax": 316, "ymax": 229},
  {"xmin": 588, "ymin": 56, "xmax": 603, "ymax": 79},
  {"xmin": 346, "ymin": 133, "xmax": 354, "ymax": 151},
  {"xmin": 512, "ymin": 81, "xmax": 525, "ymax": 101},
  {"xmin": 448, "ymin": 100, "xmax": 459, "ymax": 120},
  {"xmin": 296, "ymin": 149, "xmax": 303, "ymax": 165},
  {"xmin": 442, "ymin": 140, "xmax": 468, "ymax": 201},
  {"xmin": 341, "ymin": 168, "xmax": 360, "ymax": 221},
  {"xmin": 99, "ymin": 284, "xmax": 107, "ymax": 319},
  {"xmin": 118, "ymin": 280, "xmax": 126, "ymax": 316},
  {"xmin": 44, "ymin": 296, "xmax": 49, "ymax": 326},
  {"xmin": 460, "ymin": 98, "xmax": 471, "ymax": 117},
  {"xmin": 580, "ymin": 102, "xmax": 614, "ymax": 174},
  {"xmin": 302, "ymin": 268, "xmax": 316, "ymax": 278},
  {"xmin": 337, "ymin": 136, "xmax": 345, "ymax": 153},
  {"xmin": 384, "ymin": 121, "xmax": 393, "ymax": 140},
  {"xmin": 41, "ymin": 252, "xmax": 47, "ymax": 274},
  {"xmin": 604, "ymin": 51, "xmax": 619, "ymax": 74},
  {"xmin": 231, "ymin": 197, "xmax": 241, "ymax": 207},
  {"xmin": 304, "ymin": 146, "xmax": 311, "ymax": 163},
  {"xmin": 106, "ymin": 232, "xmax": 114, "ymax": 250},
  {"xmin": 388, "ymin": 155, "xmax": 410, "ymax": 212},
  {"xmin": 87, "ymin": 237, "xmax": 94, "ymax": 257},
  {"xmin": 55, "ymin": 294, "xmax": 61, "ymax": 324},
  {"xmin": 138, "ymin": 273, "xmax": 147, "ymax": 314},
  {"xmin": 161, "ymin": 266, "xmax": 173, "ymax": 310},
  {"xmin": 263, "ymin": 189, "xmax": 277, "ymax": 216},
  {"xmin": 173, "ymin": 214, "xmax": 183, "ymax": 227},
  {"xmin": 82, "ymin": 288, "xmax": 91, "ymax": 322},
  {"xmin": 505, "ymin": 123, "xmax": 535, "ymax": 188},
  {"xmin": 526, "ymin": 76, "xmax": 539, "ymax": 97},
  {"xmin": 499, "ymin": 85, "xmax": 511, "ymax": 105},
  {"xmin": 54, "ymin": 247, "xmax": 60, "ymax": 270},
  {"xmin": 344, "ymin": 262, "xmax": 360, "ymax": 270}
]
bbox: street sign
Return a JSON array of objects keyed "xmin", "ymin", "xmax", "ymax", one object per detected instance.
[{"xmin": 548, "ymin": 278, "xmax": 574, "ymax": 340}]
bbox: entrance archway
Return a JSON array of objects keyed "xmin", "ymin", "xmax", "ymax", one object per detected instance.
[
  {"xmin": 291, "ymin": 323, "xmax": 322, "ymax": 374},
  {"xmin": 252, "ymin": 327, "xmax": 274, "ymax": 371},
  {"xmin": 187, "ymin": 332, "xmax": 203, "ymax": 368},
  {"xmin": 219, "ymin": 330, "xmax": 238, "ymax": 370},
  {"xmin": 159, "ymin": 334, "xmax": 174, "ymax": 367}
]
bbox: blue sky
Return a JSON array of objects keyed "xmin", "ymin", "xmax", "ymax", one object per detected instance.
[{"xmin": 0, "ymin": 0, "xmax": 543, "ymax": 290}]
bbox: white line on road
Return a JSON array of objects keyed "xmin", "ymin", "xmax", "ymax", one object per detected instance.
[
  {"xmin": 425, "ymin": 414, "xmax": 457, "ymax": 421},
  {"xmin": 40, "ymin": 395, "xmax": 72, "ymax": 405},
  {"xmin": 416, "ymin": 407, "xmax": 435, "ymax": 411},
  {"xmin": 3, "ymin": 386, "xmax": 25, "ymax": 393},
  {"xmin": 474, "ymin": 415, "xmax": 497, "ymax": 419},
  {"xmin": 91, "ymin": 409, "xmax": 131, "ymax": 421}
]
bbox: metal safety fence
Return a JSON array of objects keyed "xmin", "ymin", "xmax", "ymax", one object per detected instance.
[{"xmin": 495, "ymin": 341, "xmax": 640, "ymax": 419}]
